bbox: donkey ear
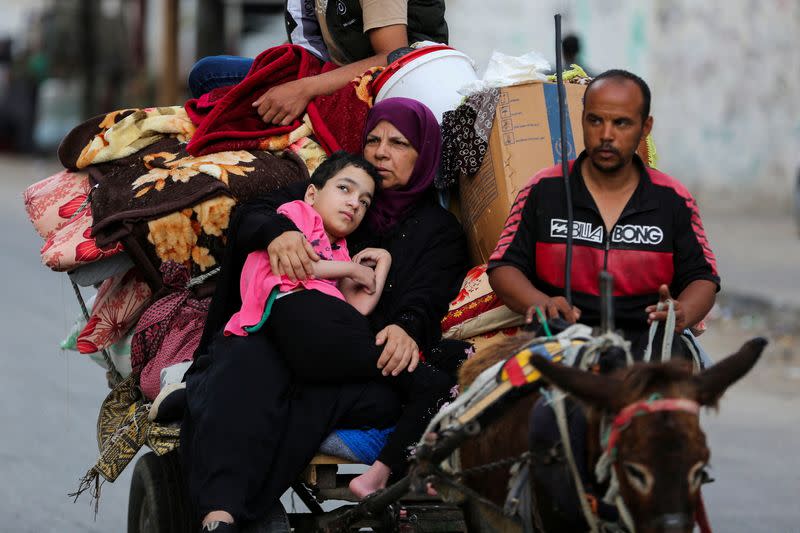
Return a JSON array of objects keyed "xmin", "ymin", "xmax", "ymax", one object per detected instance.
[
  {"xmin": 691, "ymin": 337, "xmax": 767, "ymax": 406},
  {"xmin": 530, "ymin": 354, "xmax": 623, "ymax": 411}
]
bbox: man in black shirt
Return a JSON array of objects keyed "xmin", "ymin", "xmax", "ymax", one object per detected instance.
[{"xmin": 488, "ymin": 69, "xmax": 719, "ymax": 346}]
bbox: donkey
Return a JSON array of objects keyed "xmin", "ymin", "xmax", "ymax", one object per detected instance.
[{"xmin": 457, "ymin": 335, "xmax": 767, "ymax": 532}]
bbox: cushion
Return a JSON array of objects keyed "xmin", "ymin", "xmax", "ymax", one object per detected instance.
[
  {"xmin": 441, "ymin": 264, "xmax": 525, "ymax": 340},
  {"xmin": 464, "ymin": 326, "xmax": 525, "ymax": 355},
  {"xmin": 77, "ymin": 268, "xmax": 152, "ymax": 354},
  {"xmin": 24, "ymin": 168, "xmax": 125, "ymax": 272},
  {"xmin": 40, "ymin": 207, "xmax": 124, "ymax": 272},
  {"xmin": 23, "ymin": 169, "xmax": 92, "ymax": 240},
  {"xmin": 61, "ymin": 294, "xmax": 133, "ymax": 378}
]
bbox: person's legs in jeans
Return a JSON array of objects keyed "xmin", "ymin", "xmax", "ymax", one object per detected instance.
[{"xmin": 188, "ymin": 55, "xmax": 254, "ymax": 98}]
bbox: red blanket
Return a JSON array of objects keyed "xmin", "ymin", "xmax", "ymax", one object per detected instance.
[{"xmin": 186, "ymin": 44, "xmax": 374, "ymax": 156}]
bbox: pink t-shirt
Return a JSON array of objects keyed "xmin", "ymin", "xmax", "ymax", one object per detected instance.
[{"xmin": 224, "ymin": 200, "xmax": 351, "ymax": 336}]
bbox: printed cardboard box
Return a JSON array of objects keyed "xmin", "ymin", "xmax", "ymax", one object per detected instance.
[{"xmin": 459, "ymin": 81, "xmax": 586, "ymax": 265}]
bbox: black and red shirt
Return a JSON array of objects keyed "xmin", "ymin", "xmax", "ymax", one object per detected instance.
[{"xmin": 488, "ymin": 152, "xmax": 720, "ymax": 333}]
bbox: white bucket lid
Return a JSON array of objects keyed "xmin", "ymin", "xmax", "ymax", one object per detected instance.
[{"xmin": 375, "ymin": 48, "xmax": 479, "ymax": 123}]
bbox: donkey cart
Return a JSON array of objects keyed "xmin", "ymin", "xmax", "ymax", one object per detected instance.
[{"xmin": 123, "ymin": 322, "xmax": 577, "ymax": 533}]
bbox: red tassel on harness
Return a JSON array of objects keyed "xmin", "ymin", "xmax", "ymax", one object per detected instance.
[
  {"xmin": 504, "ymin": 357, "xmax": 528, "ymax": 387},
  {"xmin": 695, "ymin": 491, "xmax": 712, "ymax": 533}
]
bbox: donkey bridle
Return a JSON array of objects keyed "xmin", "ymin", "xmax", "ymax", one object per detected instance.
[{"xmin": 603, "ymin": 395, "xmax": 709, "ymax": 533}]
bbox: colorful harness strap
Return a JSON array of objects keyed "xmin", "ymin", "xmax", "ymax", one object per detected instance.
[{"xmin": 605, "ymin": 396, "xmax": 700, "ymax": 459}]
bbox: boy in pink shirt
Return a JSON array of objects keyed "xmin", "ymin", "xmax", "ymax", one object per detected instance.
[{"xmin": 225, "ymin": 152, "xmax": 389, "ymax": 335}]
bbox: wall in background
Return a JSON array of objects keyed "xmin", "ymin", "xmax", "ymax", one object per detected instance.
[{"xmin": 449, "ymin": 0, "xmax": 800, "ymax": 206}]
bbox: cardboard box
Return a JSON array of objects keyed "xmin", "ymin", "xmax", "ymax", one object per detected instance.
[{"xmin": 459, "ymin": 81, "xmax": 587, "ymax": 265}]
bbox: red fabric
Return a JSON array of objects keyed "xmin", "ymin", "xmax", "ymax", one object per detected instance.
[
  {"xmin": 606, "ymin": 248, "xmax": 674, "ymax": 295},
  {"xmin": 503, "ymin": 357, "xmax": 527, "ymax": 387},
  {"xmin": 440, "ymin": 293, "xmax": 504, "ymax": 332},
  {"xmin": 185, "ymin": 44, "xmax": 371, "ymax": 156},
  {"xmin": 535, "ymin": 242, "xmax": 674, "ymax": 297},
  {"xmin": 23, "ymin": 169, "xmax": 91, "ymax": 240},
  {"xmin": 306, "ymin": 79, "xmax": 372, "ymax": 155},
  {"xmin": 77, "ymin": 269, "xmax": 152, "ymax": 354},
  {"xmin": 186, "ymin": 45, "xmax": 322, "ymax": 155}
]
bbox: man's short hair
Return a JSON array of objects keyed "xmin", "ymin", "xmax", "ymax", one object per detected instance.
[
  {"xmin": 310, "ymin": 151, "xmax": 382, "ymax": 190},
  {"xmin": 585, "ymin": 69, "xmax": 651, "ymax": 121}
]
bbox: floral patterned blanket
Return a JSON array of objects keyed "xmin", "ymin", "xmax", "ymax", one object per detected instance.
[{"xmin": 57, "ymin": 106, "xmax": 310, "ymax": 288}]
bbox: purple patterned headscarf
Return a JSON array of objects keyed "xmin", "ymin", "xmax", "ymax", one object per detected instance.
[{"xmin": 362, "ymin": 97, "xmax": 441, "ymax": 234}]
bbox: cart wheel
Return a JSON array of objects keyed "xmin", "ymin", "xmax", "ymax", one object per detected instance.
[{"xmin": 128, "ymin": 451, "xmax": 193, "ymax": 533}]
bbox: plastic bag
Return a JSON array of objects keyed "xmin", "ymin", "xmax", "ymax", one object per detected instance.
[{"xmin": 459, "ymin": 50, "xmax": 550, "ymax": 96}]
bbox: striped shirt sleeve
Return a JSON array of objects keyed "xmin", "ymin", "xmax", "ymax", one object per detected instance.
[{"xmin": 487, "ymin": 180, "xmax": 538, "ymax": 279}]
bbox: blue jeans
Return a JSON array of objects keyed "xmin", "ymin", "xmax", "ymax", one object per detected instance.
[{"xmin": 188, "ymin": 55, "xmax": 254, "ymax": 98}]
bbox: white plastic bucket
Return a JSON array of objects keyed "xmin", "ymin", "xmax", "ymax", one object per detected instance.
[{"xmin": 374, "ymin": 47, "xmax": 479, "ymax": 123}]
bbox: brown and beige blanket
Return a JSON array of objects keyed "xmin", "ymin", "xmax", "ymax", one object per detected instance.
[{"xmin": 57, "ymin": 106, "xmax": 312, "ymax": 289}]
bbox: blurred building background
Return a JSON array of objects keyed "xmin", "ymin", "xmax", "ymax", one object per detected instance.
[{"xmin": 0, "ymin": 0, "xmax": 797, "ymax": 207}]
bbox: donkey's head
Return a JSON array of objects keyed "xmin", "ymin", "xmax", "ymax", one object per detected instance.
[{"xmin": 530, "ymin": 337, "xmax": 767, "ymax": 533}]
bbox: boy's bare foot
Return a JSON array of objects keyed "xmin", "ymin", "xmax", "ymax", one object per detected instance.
[
  {"xmin": 426, "ymin": 481, "xmax": 438, "ymax": 497},
  {"xmin": 349, "ymin": 461, "xmax": 391, "ymax": 498}
]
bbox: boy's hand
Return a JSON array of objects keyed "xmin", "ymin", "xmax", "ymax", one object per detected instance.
[
  {"xmin": 348, "ymin": 263, "xmax": 377, "ymax": 294},
  {"xmin": 268, "ymin": 231, "xmax": 320, "ymax": 281},
  {"xmin": 352, "ymin": 248, "xmax": 391, "ymax": 269}
]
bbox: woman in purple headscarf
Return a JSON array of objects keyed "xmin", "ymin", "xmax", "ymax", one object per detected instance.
[
  {"xmin": 352, "ymin": 97, "xmax": 468, "ymax": 379},
  {"xmin": 347, "ymin": 97, "xmax": 469, "ymax": 493},
  {"xmin": 182, "ymin": 98, "xmax": 468, "ymax": 531}
]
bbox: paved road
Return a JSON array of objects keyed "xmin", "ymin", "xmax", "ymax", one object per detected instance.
[
  {"xmin": 696, "ymin": 325, "xmax": 799, "ymax": 533},
  {"xmin": 701, "ymin": 204, "xmax": 800, "ymax": 309},
  {"xmin": 0, "ymin": 156, "xmax": 132, "ymax": 532},
  {"xmin": 1, "ymin": 155, "xmax": 797, "ymax": 531}
]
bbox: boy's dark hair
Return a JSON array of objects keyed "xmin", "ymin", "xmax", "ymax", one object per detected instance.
[
  {"xmin": 310, "ymin": 151, "xmax": 382, "ymax": 190},
  {"xmin": 585, "ymin": 69, "xmax": 651, "ymax": 121}
]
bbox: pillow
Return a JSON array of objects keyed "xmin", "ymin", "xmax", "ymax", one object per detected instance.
[
  {"xmin": 77, "ymin": 268, "xmax": 152, "ymax": 354},
  {"xmin": 23, "ymin": 169, "xmax": 92, "ymax": 240},
  {"xmin": 464, "ymin": 326, "xmax": 525, "ymax": 355},
  {"xmin": 441, "ymin": 264, "xmax": 525, "ymax": 340},
  {"xmin": 40, "ymin": 208, "xmax": 124, "ymax": 272}
]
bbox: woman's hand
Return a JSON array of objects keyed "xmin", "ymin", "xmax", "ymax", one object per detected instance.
[
  {"xmin": 267, "ymin": 231, "xmax": 320, "ymax": 281},
  {"xmin": 253, "ymin": 78, "xmax": 317, "ymax": 126},
  {"xmin": 375, "ymin": 324, "xmax": 419, "ymax": 376}
]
